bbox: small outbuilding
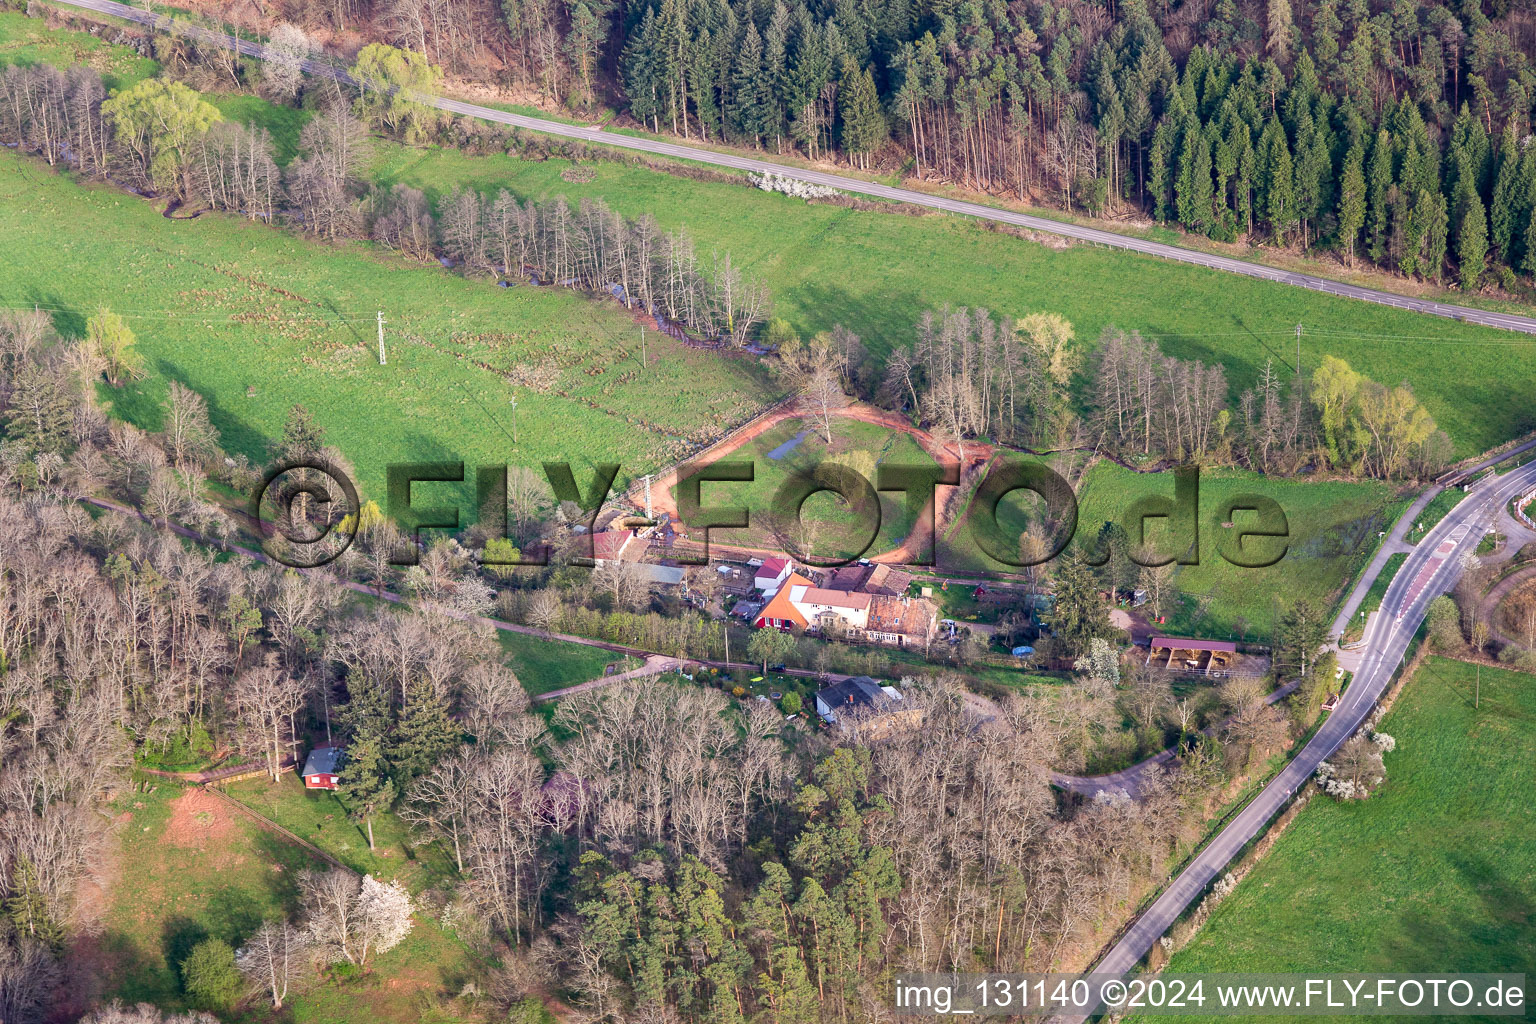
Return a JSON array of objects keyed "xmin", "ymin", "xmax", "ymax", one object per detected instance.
[
  {"xmin": 754, "ymin": 557, "xmax": 794, "ymax": 594},
  {"xmin": 302, "ymin": 745, "xmax": 345, "ymax": 790},
  {"xmin": 813, "ymin": 677, "xmax": 922, "ymax": 739},
  {"xmin": 1146, "ymin": 636, "xmax": 1238, "ymax": 676}
]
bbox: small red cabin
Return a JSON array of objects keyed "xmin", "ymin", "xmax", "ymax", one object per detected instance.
[{"xmin": 302, "ymin": 745, "xmax": 344, "ymax": 790}]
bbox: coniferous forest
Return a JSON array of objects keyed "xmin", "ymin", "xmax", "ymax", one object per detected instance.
[
  {"xmin": 324, "ymin": 0, "xmax": 1536, "ymax": 289},
  {"xmin": 5, "ymin": 1, "xmax": 1536, "ymax": 1020}
]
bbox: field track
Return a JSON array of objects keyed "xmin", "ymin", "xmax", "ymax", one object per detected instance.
[
  {"xmin": 634, "ymin": 397, "xmax": 993, "ymax": 565},
  {"xmin": 45, "ymin": 0, "xmax": 1536, "ymax": 337}
]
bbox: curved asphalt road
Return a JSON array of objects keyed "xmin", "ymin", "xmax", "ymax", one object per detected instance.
[
  {"xmin": 49, "ymin": 0, "xmax": 1536, "ymax": 336},
  {"xmin": 1054, "ymin": 458, "xmax": 1536, "ymax": 1021},
  {"xmin": 41, "ymin": 0, "xmax": 1536, "ymax": 995},
  {"xmin": 1054, "ymin": 440, "xmax": 1536, "ymax": 802}
]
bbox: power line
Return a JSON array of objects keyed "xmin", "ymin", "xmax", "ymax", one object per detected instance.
[
  {"xmin": 0, "ymin": 303, "xmax": 385, "ymax": 323},
  {"xmin": 6, "ymin": 291, "xmax": 1536, "ymax": 348},
  {"xmin": 457, "ymin": 380, "xmax": 519, "ymax": 449}
]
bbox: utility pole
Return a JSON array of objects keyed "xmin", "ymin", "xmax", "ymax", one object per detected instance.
[
  {"xmin": 640, "ymin": 325, "xmax": 647, "ymax": 369},
  {"xmin": 508, "ymin": 393, "xmax": 518, "ymax": 443},
  {"xmin": 377, "ymin": 311, "xmax": 386, "ymax": 365},
  {"xmin": 1295, "ymin": 323, "xmax": 1303, "ymax": 375},
  {"xmin": 1476, "ymin": 663, "xmax": 1480, "ymax": 709}
]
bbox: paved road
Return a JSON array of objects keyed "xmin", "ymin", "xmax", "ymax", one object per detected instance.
[
  {"xmin": 1329, "ymin": 435, "xmax": 1536, "ymax": 641},
  {"xmin": 49, "ymin": 0, "xmax": 1536, "ymax": 337},
  {"xmin": 1055, "ymin": 458, "xmax": 1536, "ymax": 1021},
  {"xmin": 1057, "ymin": 438, "xmax": 1536, "ymax": 801},
  {"xmin": 1053, "ymin": 440, "xmax": 1536, "ymax": 802},
  {"xmin": 43, "ymin": 0, "xmax": 1536, "ymax": 980}
]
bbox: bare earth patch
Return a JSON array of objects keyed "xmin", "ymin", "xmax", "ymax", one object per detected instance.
[{"xmin": 162, "ymin": 787, "xmax": 238, "ymax": 850}]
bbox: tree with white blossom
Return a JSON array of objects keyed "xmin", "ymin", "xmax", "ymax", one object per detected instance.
[
  {"xmin": 1316, "ymin": 731, "xmax": 1395, "ymax": 800},
  {"xmin": 1075, "ymin": 637, "xmax": 1121, "ymax": 689},
  {"xmin": 749, "ymin": 171, "xmax": 842, "ymax": 200},
  {"xmin": 263, "ymin": 24, "xmax": 319, "ymax": 101},
  {"xmin": 301, "ymin": 870, "xmax": 414, "ymax": 966}
]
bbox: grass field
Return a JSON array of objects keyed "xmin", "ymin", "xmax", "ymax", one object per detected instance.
[
  {"xmin": 942, "ymin": 460, "xmax": 1403, "ymax": 639},
  {"xmin": 369, "ymin": 145, "xmax": 1536, "ymax": 457},
  {"xmin": 1408, "ymin": 486, "xmax": 1471, "ymax": 544},
  {"xmin": 1142, "ymin": 658, "xmax": 1536, "ymax": 1022},
  {"xmin": 225, "ymin": 772, "xmax": 458, "ymax": 893},
  {"xmin": 0, "ymin": 10, "xmax": 157, "ymax": 88},
  {"xmin": 0, "ymin": 152, "xmax": 780, "ymax": 510},
  {"xmin": 8, "ymin": 12, "xmax": 1536, "ymax": 459},
  {"xmin": 495, "ymin": 628, "xmax": 624, "ymax": 695},
  {"xmin": 87, "ymin": 779, "xmax": 475, "ymax": 1024}
]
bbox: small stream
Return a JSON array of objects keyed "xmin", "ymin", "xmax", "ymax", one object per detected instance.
[{"xmin": 766, "ymin": 429, "xmax": 810, "ymax": 460}]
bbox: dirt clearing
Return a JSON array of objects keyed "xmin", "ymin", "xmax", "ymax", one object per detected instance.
[{"xmin": 162, "ymin": 787, "xmax": 238, "ymax": 850}]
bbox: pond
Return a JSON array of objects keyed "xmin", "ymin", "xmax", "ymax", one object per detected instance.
[{"xmin": 766, "ymin": 429, "xmax": 810, "ymax": 460}]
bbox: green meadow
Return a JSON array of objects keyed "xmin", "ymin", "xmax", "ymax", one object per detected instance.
[
  {"xmin": 225, "ymin": 772, "xmax": 457, "ymax": 892},
  {"xmin": 494, "ymin": 628, "xmax": 622, "ymax": 695},
  {"xmin": 0, "ymin": 153, "xmax": 780, "ymax": 508},
  {"xmin": 371, "ymin": 145, "xmax": 1536, "ymax": 457},
  {"xmin": 942, "ymin": 459, "xmax": 1404, "ymax": 639},
  {"xmin": 1136, "ymin": 657, "xmax": 1536, "ymax": 1023},
  {"xmin": 92, "ymin": 779, "xmax": 476, "ymax": 1024}
]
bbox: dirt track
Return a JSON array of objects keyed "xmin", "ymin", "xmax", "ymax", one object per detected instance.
[
  {"xmin": 1479, "ymin": 563, "xmax": 1536, "ymax": 646},
  {"xmin": 640, "ymin": 396, "xmax": 994, "ymax": 564}
]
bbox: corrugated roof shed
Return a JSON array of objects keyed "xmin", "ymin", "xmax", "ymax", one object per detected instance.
[{"xmin": 1149, "ymin": 637, "xmax": 1238, "ymax": 653}]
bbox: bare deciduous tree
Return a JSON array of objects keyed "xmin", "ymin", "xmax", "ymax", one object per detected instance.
[
  {"xmin": 287, "ymin": 89, "xmax": 370, "ymax": 239},
  {"xmin": 402, "ymin": 745, "xmax": 476, "ymax": 871},
  {"xmin": 237, "ymin": 918, "xmax": 309, "ymax": 1008},
  {"xmin": 774, "ymin": 335, "xmax": 847, "ymax": 443},
  {"xmin": 460, "ymin": 662, "xmax": 530, "ymax": 743},
  {"xmin": 233, "ymin": 662, "xmax": 306, "ymax": 780},
  {"xmin": 593, "ymin": 557, "xmax": 651, "ymax": 612}
]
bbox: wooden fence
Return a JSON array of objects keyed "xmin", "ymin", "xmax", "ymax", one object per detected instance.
[
  {"xmin": 138, "ymin": 757, "xmax": 295, "ymax": 785},
  {"xmin": 203, "ymin": 788, "xmax": 359, "ymax": 877}
]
